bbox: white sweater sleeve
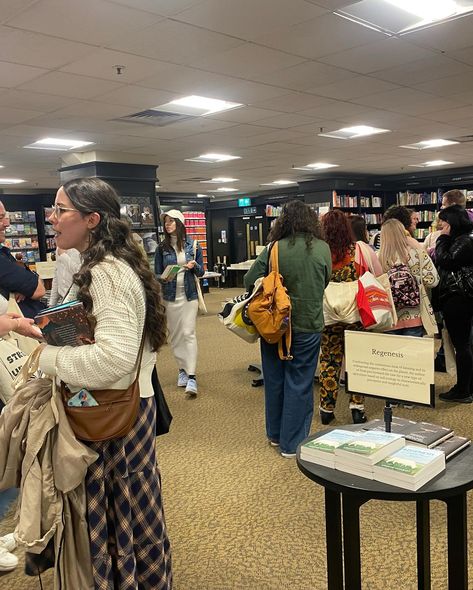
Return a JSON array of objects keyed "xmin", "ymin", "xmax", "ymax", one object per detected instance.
[{"xmin": 39, "ymin": 259, "xmax": 145, "ymax": 389}]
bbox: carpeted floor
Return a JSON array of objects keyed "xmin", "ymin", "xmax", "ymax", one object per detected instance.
[{"xmin": 1, "ymin": 287, "xmax": 472, "ymax": 589}]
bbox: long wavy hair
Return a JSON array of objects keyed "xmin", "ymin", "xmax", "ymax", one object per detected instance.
[
  {"xmin": 267, "ymin": 200, "xmax": 322, "ymax": 248},
  {"xmin": 161, "ymin": 216, "xmax": 187, "ymax": 252},
  {"xmin": 378, "ymin": 219, "xmax": 410, "ymax": 272},
  {"xmin": 62, "ymin": 177, "xmax": 166, "ymax": 352},
  {"xmin": 321, "ymin": 209, "xmax": 353, "ymax": 264}
]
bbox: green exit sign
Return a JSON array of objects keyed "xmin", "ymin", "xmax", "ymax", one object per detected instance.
[{"xmin": 238, "ymin": 197, "xmax": 251, "ymax": 207}]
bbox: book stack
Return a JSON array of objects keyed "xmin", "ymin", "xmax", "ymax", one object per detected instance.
[
  {"xmin": 363, "ymin": 417, "xmax": 467, "ymax": 457},
  {"xmin": 334, "ymin": 431, "xmax": 405, "ymax": 480},
  {"xmin": 373, "ymin": 446, "xmax": 445, "ymax": 491},
  {"xmin": 300, "ymin": 430, "xmax": 357, "ymax": 468}
]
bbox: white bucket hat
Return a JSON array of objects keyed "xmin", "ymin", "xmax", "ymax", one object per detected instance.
[{"xmin": 161, "ymin": 209, "xmax": 185, "ymax": 225}]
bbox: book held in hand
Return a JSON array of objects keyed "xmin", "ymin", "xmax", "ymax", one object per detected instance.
[
  {"xmin": 35, "ymin": 300, "xmax": 94, "ymax": 347},
  {"xmin": 160, "ymin": 264, "xmax": 181, "ymax": 281},
  {"xmin": 373, "ymin": 445, "xmax": 445, "ymax": 491}
]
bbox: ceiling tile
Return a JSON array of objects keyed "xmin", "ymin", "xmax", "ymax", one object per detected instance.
[
  {"xmin": 372, "ymin": 55, "xmax": 468, "ymax": 86},
  {"xmin": 248, "ymin": 112, "xmax": 319, "ymax": 129},
  {"xmin": 0, "ymin": 0, "xmax": 37, "ymax": 24},
  {"xmin": 0, "ymin": 60, "xmax": 48, "ymax": 87},
  {"xmin": 175, "ymin": 0, "xmax": 327, "ymax": 40},
  {"xmin": 5, "ymin": 0, "xmax": 163, "ymax": 45},
  {"xmin": 414, "ymin": 72, "xmax": 473, "ymax": 98},
  {"xmin": 0, "ymin": 89, "xmax": 74, "ymax": 112},
  {"xmin": 105, "ymin": 0, "xmax": 204, "ymax": 16},
  {"xmin": 0, "ymin": 26, "xmax": 96, "ymax": 69},
  {"xmin": 258, "ymin": 61, "xmax": 357, "ymax": 91},
  {"xmin": 93, "ymin": 86, "xmax": 176, "ymax": 109},
  {"xmin": 254, "ymin": 12, "xmax": 385, "ymax": 59},
  {"xmin": 407, "ymin": 15, "xmax": 473, "ymax": 53},
  {"xmin": 306, "ymin": 75, "xmax": 400, "ymax": 100},
  {"xmin": 60, "ymin": 49, "xmax": 176, "ymax": 84},
  {"xmin": 0, "ymin": 106, "xmax": 45, "ymax": 125},
  {"xmin": 108, "ymin": 19, "xmax": 241, "ymax": 65},
  {"xmin": 251, "ymin": 92, "xmax": 333, "ymax": 113},
  {"xmin": 194, "ymin": 44, "xmax": 305, "ymax": 79},
  {"xmin": 319, "ymin": 38, "xmax": 435, "ymax": 74},
  {"xmin": 18, "ymin": 71, "xmax": 123, "ymax": 99}
]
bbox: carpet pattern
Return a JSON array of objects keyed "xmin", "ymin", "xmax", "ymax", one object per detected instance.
[{"xmin": 1, "ymin": 287, "xmax": 472, "ymax": 589}]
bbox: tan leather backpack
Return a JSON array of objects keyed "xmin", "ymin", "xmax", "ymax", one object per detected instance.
[{"xmin": 247, "ymin": 241, "xmax": 292, "ymax": 360}]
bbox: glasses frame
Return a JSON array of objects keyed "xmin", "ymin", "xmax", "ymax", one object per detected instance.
[{"xmin": 50, "ymin": 204, "xmax": 78, "ymax": 218}]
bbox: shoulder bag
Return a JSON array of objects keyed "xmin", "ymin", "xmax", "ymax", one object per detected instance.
[
  {"xmin": 192, "ymin": 240, "xmax": 207, "ymax": 315},
  {"xmin": 417, "ymin": 251, "xmax": 439, "ymax": 336},
  {"xmin": 60, "ymin": 333, "xmax": 146, "ymax": 442}
]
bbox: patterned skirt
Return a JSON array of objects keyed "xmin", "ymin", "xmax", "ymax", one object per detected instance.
[{"xmin": 85, "ymin": 396, "xmax": 173, "ymax": 590}]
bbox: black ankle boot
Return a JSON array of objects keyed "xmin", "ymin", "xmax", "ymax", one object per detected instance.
[
  {"xmin": 439, "ymin": 388, "xmax": 473, "ymax": 403},
  {"xmin": 320, "ymin": 410, "xmax": 335, "ymax": 425},
  {"xmin": 351, "ymin": 409, "xmax": 367, "ymax": 424}
]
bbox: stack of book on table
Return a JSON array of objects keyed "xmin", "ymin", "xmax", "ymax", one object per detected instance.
[
  {"xmin": 363, "ymin": 417, "xmax": 470, "ymax": 460},
  {"xmin": 334, "ymin": 431, "xmax": 405, "ymax": 480},
  {"xmin": 299, "ymin": 429, "xmax": 357, "ymax": 468}
]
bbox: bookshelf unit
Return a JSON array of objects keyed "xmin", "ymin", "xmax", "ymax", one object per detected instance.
[
  {"xmin": 332, "ymin": 190, "xmax": 389, "ymax": 240},
  {"xmin": 4, "ymin": 210, "xmax": 41, "ymax": 267},
  {"xmin": 396, "ymin": 191, "xmax": 439, "ymax": 241},
  {"xmin": 183, "ymin": 211, "xmax": 207, "ymax": 270}
]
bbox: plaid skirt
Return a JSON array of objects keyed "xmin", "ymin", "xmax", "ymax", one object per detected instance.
[{"xmin": 86, "ymin": 396, "xmax": 173, "ymax": 590}]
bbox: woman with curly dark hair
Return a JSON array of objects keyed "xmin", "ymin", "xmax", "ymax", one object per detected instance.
[
  {"xmin": 244, "ymin": 200, "xmax": 332, "ymax": 458},
  {"xmin": 38, "ymin": 178, "xmax": 172, "ymax": 589},
  {"xmin": 319, "ymin": 209, "xmax": 382, "ymax": 425}
]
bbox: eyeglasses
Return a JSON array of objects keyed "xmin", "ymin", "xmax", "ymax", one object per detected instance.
[{"xmin": 50, "ymin": 204, "xmax": 78, "ymax": 218}]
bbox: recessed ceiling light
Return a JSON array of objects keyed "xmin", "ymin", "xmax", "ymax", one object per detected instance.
[
  {"xmin": 318, "ymin": 125, "xmax": 390, "ymax": 140},
  {"xmin": 335, "ymin": 1, "xmax": 473, "ymax": 35},
  {"xmin": 24, "ymin": 137, "xmax": 94, "ymax": 151},
  {"xmin": 260, "ymin": 180, "xmax": 298, "ymax": 186},
  {"xmin": 157, "ymin": 95, "xmax": 244, "ymax": 116},
  {"xmin": 0, "ymin": 178, "xmax": 25, "ymax": 184},
  {"xmin": 400, "ymin": 139, "xmax": 460, "ymax": 150},
  {"xmin": 211, "ymin": 187, "xmax": 239, "ymax": 192},
  {"xmin": 293, "ymin": 162, "xmax": 340, "ymax": 171},
  {"xmin": 408, "ymin": 160, "xmax": 454, "ymax": 168},
  {"xmin": 200, "ymin": 177, "xmax": 239, "ymax": 183},
  {"xmin": 185, "ymin": 153, "xmax": 241, "ymax": 163},
  {"xmin": 196, "ymin": 193, "xmax": 207, "ymax": 198}
]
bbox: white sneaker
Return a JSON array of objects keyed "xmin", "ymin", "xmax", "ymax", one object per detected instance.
[
  {"xmin": 185, "ymin": 378, "xmax": 198, "ymax": 396},
  {"xmin": 280, "ymin": 452, "xmax": 296, "ymax": 459},
  {"xmin": 177, "ymin": 370, "xmax": 188, "ymax": 387},
  {"xmin": 0, "ymin": 547, "xmax": 18, "ymax": 572},
  {"xmin": 0, "ymin": 533, "xmax": 16, "ymax": 552}
]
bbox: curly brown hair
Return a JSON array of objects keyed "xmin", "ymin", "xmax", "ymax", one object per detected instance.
[
  {"xmin": 321, "ymin": 209, "xmax": 353, "ymax": 264},
  {"xmin": 62, "ymin": 177, "xmax": 166, "ymax": 352},
  {"xmin": 267, "ymin": 200, "xmax": 322, "ymax": 248}
]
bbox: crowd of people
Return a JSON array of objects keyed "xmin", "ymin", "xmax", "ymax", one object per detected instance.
[{"xmin": 0, "ymin": 181, "xmax": 472, "ymax": 588}]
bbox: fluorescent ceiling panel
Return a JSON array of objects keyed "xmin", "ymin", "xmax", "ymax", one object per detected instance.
[
  {"xmin": 400, "ymin": 138, "xmax": 460, "ymax": 149},
  {"xmin": 210, "ymin": 187, "xmax": 238, "ymax": 192},
  {"xmin": 200, "ymin": 177, "xmax": 239, "ymax": 183},
  {"xmin": 293, "ymin": 162, "xmax": 339, "ymax": 170},
  {"xmin": 318, "ymin": 125, "xmax": 390, "ymax": 139},
  {"xmin": 260, "ymin": 180, "xmax": 297, "ymax": 186},
  {"xmin": 0, "ymin": 178, "xmax": 25, "ymax": 184},
  {"xmin": 24, "ymin": 137, "xmax": 94, "ymax": 150},
  {"xmin": 156, "ymin": 95, "xmax": 243, "ymax": 116},
  {"xmin": 408, "ymin": 159, "xmax": 454, "ymax": 167},
  {"xmin": 336, "ymin": 0, "xmax": 473, "ymax": 35},
  {"xmin": 185, "ymin": 153, "xmax": 241, "ymax": 163}
]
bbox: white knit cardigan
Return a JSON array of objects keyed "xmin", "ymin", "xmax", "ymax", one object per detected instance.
[{"xmin": 39, "ymin": 256, "xmax": 155, "ymax": 397}]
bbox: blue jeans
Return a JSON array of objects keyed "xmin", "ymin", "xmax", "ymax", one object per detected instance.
[
  {"xmin": 260, "ymin": 331, "xmax": 321, "ymax": 454},
  {"xmin": 386, "ymin": 326, "xmax": 424, "ymax": 337}
]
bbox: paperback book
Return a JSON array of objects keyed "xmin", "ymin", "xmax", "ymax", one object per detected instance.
[
  {"xmin": 300, "ymin": 429, "xmax": 357, "ymax": 467},
  {"xmin": 364, "ymin": 417, "xmax": 454, "ymax": 448},
  {"xmin": 335, "ymin": 431, "xmax": 405, "ymax": 466},
  {"xmin": 160, "ymin": 264, "xmax": 181, "ymax": 281},
  {"xmin": 373, "ymin": 445, "xmax": 445, "ymax": 491},
  {"xmin": 35, "ymin": 300, "xmax": 94, "ymax": 347},
  {"xmin": 434, "ymin": 436, "xmax": 471, "ymax": 461}
]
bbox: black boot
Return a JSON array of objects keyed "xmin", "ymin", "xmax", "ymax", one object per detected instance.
[
  {"xmin": 320, "ymin": 410, "xmax": 335, "ymax": 425},
  {"xmin": 439, "ymin": 388, "xmax": 473, "ymax": 403},
  {"xmin": 351, "ymin": 409, "xmax": 367, "ymax": 424}
]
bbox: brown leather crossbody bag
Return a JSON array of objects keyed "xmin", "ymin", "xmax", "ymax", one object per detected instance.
[{"xmin": 61, "ymin": 333, "xmax": 146, "ymax": 442}]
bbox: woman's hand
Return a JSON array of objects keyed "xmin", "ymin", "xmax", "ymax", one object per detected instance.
[
  {"xmin": 184, "ymin": 260, "xmax": 197, "ymax": 270},
  {"xmin": 14, "ymin": 317, "xmax": 43, "ymax": 340}
]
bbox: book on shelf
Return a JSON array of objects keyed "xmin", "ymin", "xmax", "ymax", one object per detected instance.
[
  {"xmin": 300, "ymin": 429, "xmax": 357, "ymax": 467},
  {"xmin": 373, "ymin": 445, "xmax": 445, "ymax": 491},
  {"xmin": 434, "ymin": 436, "xmax": 471, "ymax": 461},
  {"xmin": 334, "ymin": 430, "xmax": 405, "ymax": 466},
  {"xmin": 142, "ymin": 232, "xmax": 158, "ymax": 254},
  {"xmin": 34, "ymin": 300, "xmax": 94, "ymax": 347},
  {"xmin": 363, "ymin": 417, "xmax": 454, "ymax": 448},
  {"xmin": 160, "ymin": 264, "xmax": 181, "ymax": 281}
]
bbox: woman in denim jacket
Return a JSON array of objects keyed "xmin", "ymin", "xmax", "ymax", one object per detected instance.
[{"xmin": 155, "ymin": 209, "xmax": 205, "ymax": 395}]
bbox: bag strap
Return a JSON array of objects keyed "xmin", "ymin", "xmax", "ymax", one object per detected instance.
[
  {"xmin": 268, "ymin": 241, "xmax": 279, "ymax": 274},
  {"xmin": 278, "ymin": 325, "xmax": 293, "ymax": 361},
  {"xmin": 193, "ymin": 239, "xmax": 197, "ymax": 259}
]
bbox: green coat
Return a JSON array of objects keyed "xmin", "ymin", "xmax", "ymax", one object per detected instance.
[{"xmin": 244, "ymin": 234, "xmax": 332, "ymax": 333}]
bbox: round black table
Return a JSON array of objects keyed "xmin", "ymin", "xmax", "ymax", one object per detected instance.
[{"xmin": 297, "ymin": 426, "xmax": 473, "ymax": 590}]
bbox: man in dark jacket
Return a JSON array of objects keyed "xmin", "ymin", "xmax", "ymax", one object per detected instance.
[{"xmin": 0, "ymin": 202, "xmax": 45, "ymax": 318}]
